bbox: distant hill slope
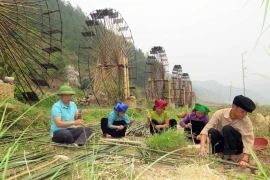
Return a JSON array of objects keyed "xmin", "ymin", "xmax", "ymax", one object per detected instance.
[{"xmin": 192, "ymin": 80, "xmax": 270, "ymax": 105}]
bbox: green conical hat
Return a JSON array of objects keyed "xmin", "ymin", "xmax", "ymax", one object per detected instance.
[
  {"xmin": 57, "ymin": 85, "xmax": 75, "ymax": 95},
  {"xmin": 195, "ymin": 103, "xmax": 210, "ymax": 113}
]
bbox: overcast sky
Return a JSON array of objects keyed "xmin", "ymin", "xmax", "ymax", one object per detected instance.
[{"xmin": 67, "ymin": 0, "xmax": 270, "ymax": 88}]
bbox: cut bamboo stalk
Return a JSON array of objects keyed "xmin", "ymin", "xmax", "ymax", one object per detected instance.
[
  {"xmin": 210, "ymin": 157, "xmax": 258, "ymax": 170},
  {"xmin": 6, "ymin": 155, "xmax": 69, "ymax": 180},
  {"xmin": 7, "ymin": 158, "xmax": 58, "ymax": 180},
  {"xmin": 100, "ymin": 138, "xmax": 143, "ymax": 145}
]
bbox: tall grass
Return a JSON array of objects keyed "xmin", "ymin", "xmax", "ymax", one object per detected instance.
[
  {"xmin": 145, "ymin": 129, "xmax": 189, "ymax": 151},
  {"xmin": 3, "ymin": 97, "xmax": 269, "ymax": 179},
  {"xmin": 249, "ymin": 147, "xmax": 269, "ymax": 180},
  {"xmin": 0, "ymin": 95, "xmax": 55, "ymax": 179}
]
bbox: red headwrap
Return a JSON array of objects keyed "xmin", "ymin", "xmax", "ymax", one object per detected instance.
[{"xmin": 153, "ymin": 99, "xmax": 168, "ymax": 110}]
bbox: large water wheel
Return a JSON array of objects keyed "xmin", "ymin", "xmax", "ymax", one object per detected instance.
[
  {"xmin": 78, "ymin": 8, "xmax": 136, "ymax": 105},
  {"xmin": 145, "ymin": 46, "xmax": 169, "ymax": 102},
  {"xmin": 0, "ymin": 0, "xmax": 62, "ymax": 102},
  {"xmin": 171, "ymin": 65, "xmax": 183, "ymax": 107},
  {"xmin": 181, "ymin": 73, "xmax": 194, "ymax": 107}
]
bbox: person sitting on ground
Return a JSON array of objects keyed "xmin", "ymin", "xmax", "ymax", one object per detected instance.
[
  {"xmin": 101, "ymin": 101, "xmax": 130, "ymax": 138},
  {"xmin": 199, "ymin": 95, "xmax": 256, "ymax": 168},
  {"xmin": 145, "ymin": 99, "xmax": 177, "ymax": 134},
  {"xmin": 50, "ymin": 85, "xmax": 92, "ymax": 146},
  {"xmin": 179, "ymin": 103, "xmax": 210, "ymax": 144}
]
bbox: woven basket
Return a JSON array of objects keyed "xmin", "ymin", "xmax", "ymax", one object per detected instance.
[{"xmin": 0, "ymin": 83, "xmax": 14, "ymax": 99}]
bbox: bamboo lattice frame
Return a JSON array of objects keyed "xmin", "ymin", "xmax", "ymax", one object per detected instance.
[
  {"xmin": 0, "ymin": 0, "xmax": 62, "ymax": 102},
  {"xmin": 145, "ymin": 46, "xmax": 169, "ymax": 101},
  {"xmin": 78, "ymin": 8, "xmax": 136, "ymax": 105}
]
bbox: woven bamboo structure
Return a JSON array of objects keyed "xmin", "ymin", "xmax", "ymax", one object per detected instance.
[
  {"xmin": 145, "ymin": 46, "xmax": 169, "ymax": 103},
  {"xmin": 0, "ymin": 83, "xmax": 14, "ymax": 99},
  {"xmin": 78, "ymin": 8, "xmax": 136, "ymax": 105},
  {"xmin": 0, "ymin": 0, "xmax": 62, "ymax": 102}
]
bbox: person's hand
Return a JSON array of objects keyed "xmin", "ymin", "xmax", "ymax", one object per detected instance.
[
  {"xmin": 196, "ymin": 135, "xmax": 201, "ymax": 140},
  {"xmin": 199, "ymin": 146, "xmax": 207, "ymax": 157},
  {"xmin": 147, "ymin": 114, "xmax": 151, "ymax": 121},
  {"xmin": 185, "ymin": 123, "xmax": 192, "ymax": 129},
  {"xmin": 155, "ymin": 125, "xmax": 161, "ymax": 131},
  {"xmin": 77, "ymin": 110, "xmax": 82, "ymax": 119},
  {"xmin": 74, "ymin": 119, "xmax": 84, "ymax": 126},
  {"xmin": 239, "ymin": 160, "xmax": 249, "ymax": 168},
  {"xmin": 116, "ymin": 125, "xmax": 124, "ymax": 131}
]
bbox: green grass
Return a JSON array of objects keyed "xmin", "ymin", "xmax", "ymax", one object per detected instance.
[
  {"xmin": 1, "ymin": 96, "xmax": 270, "ymax": 179},
  {"xmin": 145, "ymin": 129, "xmax": 189, "ymax": 151},
  {"xmin": 0, "ymin": 97, "xmax": 52, "ymax": 179},
  {"xmin": 249, "ymin": 147, "xmax": 269, "ymax": 180}
]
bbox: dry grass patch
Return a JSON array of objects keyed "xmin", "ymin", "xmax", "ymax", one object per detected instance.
[{"xmin": 136, "ymin": 162, "xmax": 228, "ymax": 180}]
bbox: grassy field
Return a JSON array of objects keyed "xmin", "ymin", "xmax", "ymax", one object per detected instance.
[{"xmin": 0, "ymin": 96, "xmax": 270, "ymax": 180}]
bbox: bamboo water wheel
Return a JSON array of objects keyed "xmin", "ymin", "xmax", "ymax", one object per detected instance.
[
  {"xmin": 0, "ymin": 0, "xmax": 62, "ymax": 102},
  {"xmin": 171, "ymin": 65, "xmax": 183, "ymax": 107},
  {"xmin": 145, "ymin": 46, "xmax": 169, "ymax": 102},
  {"xmin": 78, "ymin": 8, "xmax": 136, "ymax": 105},
  {"xmin": 181, "ymin": 73, "xmax": 194, "ymax": 107}
]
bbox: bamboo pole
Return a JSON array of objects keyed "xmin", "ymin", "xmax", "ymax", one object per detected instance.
[
  {"xmin": 7, "ymin": 158, "xmax": 59, "ymax": 180},
  {"xmin": 168, "ymin": 78, "xmax": 171, "ymax": 105},
  {"xmin": 123, "ymin": 56, "xmax": 128, "ymax": 99},
  {"xmin": 182, "ymin": 89, "xmax": 185, "ymax": 106},
  {"xmin": 126, "ymin": 57, "xmax": 130, "ymax": 97},
  {"xmin": 210, "ymin": 157, "xmax": 258, "ymax": 170},
  {"xmin": 151, "ymin": 77, "xmax": 154, "ymax": 100},
  {"xmin": 100, "ymin": 138, "xmax": 143, "ymax": 145}
]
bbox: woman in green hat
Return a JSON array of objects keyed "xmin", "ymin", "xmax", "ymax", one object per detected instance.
[
  {"xmin": 179, "ymin": 103, "xmax": 210, "ymax": 144},
  {"xmin": 50, "ymin": 85, "xmax": 92, "ymax": 146}
]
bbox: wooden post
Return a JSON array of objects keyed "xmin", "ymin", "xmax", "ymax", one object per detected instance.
[
  {"xmin": 179, "ymin": 78, "xmax": 182, "ymax": 106},
  {"xmin": 182, "ymin": 89, "xmax": 185, "ymax": 106},
  {"xmin": 126, "ymin": 57, "xmax": 130, "ymax": 97},
  {"xmin": 168, "ymin": 78, "xmax": 171, "ymax": 105},
  {"xmin": 123, "ymin": 57, "xmax": 128, "ymax": 99},
  {"xmin": 150, "ymin": 77, "xmax": 154, "ymax": 100}
]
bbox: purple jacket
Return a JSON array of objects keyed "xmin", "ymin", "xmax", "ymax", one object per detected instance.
[{"xmin": 179, "ymin": 112, "xmax": 209, "ymax": 127}]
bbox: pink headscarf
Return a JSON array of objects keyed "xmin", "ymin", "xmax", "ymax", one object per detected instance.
[{"xmin": 153, "ymin": 99, "xmax": 168, "ymax": 110}]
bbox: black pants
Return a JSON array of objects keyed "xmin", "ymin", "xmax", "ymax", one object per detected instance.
[
  {"xmin": 149, "ymin": 119, "xmax": 177, "ymax": 135},
  {"xmin": 101, "ymin": 118, "xmax": 127, "ymax": 137},
  {"xmin": 52, "ymin": 127, "xmax": 92, "ymax": 145},
  {"xmin": 208, "ymin": 125, "xmax": 243, "ymax": 155},
  {"xmin": 184, "ymin": 121, "xmax": 206, "ymax": 144}
]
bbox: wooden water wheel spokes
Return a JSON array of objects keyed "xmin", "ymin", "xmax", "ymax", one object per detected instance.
[
  {"xmin": 78, "ymin": 8, "xmax": 137, "ymax": 105},
  {"xmin": 171, "ymin": 65, "xmax": 183, "ymax": 107},
  {"xmin": 182, "ymin": 73, "xmax": 194, "ymax": 107},
  {"xmin": 0, "ymin": 0, "xmax": 62, "ymax": 102},
  {"xmin": 145, "ymin": 46, "xmax": 169, "ymax": 102}
]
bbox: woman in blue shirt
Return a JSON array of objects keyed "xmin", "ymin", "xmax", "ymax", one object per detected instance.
[{"xmin": 101, "ymin": 101, "xmax": 129, "ymax": 138}]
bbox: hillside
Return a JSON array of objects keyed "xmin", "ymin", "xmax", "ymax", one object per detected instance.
[{"xmin": 193, "ymin": 80, "xmax": 270, "ymax": 105}]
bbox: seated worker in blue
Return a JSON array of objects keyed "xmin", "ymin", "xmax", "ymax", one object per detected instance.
[
  {"xmin": 101, "ymin": 101, "xmax": 130, "ymax": 138},
  {"xmin": 145, "ymin": 99, "xmax": 177, "ymax": 134},
  {"xmin": 50, "ymin": 85, "xmax": 92, "ymax": 146}
]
